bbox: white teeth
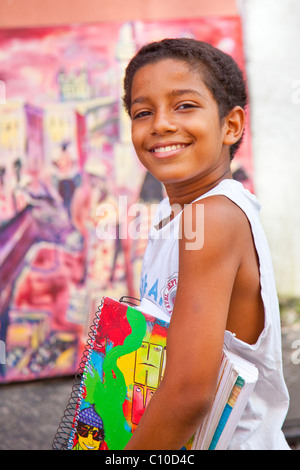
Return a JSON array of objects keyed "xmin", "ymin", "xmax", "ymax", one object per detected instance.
[{"xmin": 152, "ymin": 144, "xmax": 187, "ymax": 153}]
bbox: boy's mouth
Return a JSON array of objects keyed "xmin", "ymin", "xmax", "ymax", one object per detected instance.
[{"xmin": 149, "ymin": 143, "xmax": 190, "ymax": 157}]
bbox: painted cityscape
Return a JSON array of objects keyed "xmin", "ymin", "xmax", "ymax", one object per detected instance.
[{"xmin": 0, "ymin": 17, "xmax": 252, "ymax": 382}]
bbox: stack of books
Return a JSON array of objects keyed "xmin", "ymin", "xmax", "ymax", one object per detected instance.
[
  {"xmin": 52, "ymin": 296, "xmax": 258, "ymax": 451},
  {"xmin": 192, "ymin": 349, "xmax": 258, "ymax": 450}
]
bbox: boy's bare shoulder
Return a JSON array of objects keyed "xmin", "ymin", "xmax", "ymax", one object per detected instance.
[
  {"xmin": 185, "ymin": 193, "xmax": 248, "ymax": 233},
  {"xmin": 197, "ymin": 193, "xmax": 244, "ymax": 216},
  {"xmin": 180, "ymin": 193, "xmax": 250, "ymax": 258}
]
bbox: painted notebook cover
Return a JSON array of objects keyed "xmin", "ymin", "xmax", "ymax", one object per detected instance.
[{"xmin": 53, "ymin": 296, "xmax": 194, "ymax": 450}]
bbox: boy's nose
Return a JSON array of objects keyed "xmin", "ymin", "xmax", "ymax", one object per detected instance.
[{"xmin": 151, "ymin": 110, "xmax": 178, "ymax": 135}]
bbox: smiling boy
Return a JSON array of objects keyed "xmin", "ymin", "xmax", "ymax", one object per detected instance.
[{"xmin": 122, "ymin": 38, "xmax": 290, "ymax": 450}]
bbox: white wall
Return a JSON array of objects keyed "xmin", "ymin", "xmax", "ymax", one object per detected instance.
[{"xmin": 239, "ymin": 0, "xmax": 300, "ymax": 296}]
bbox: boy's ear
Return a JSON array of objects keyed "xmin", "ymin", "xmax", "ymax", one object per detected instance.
[{"xmin": 223, "ymin": 106, "xmax": 245, "ymax": 146}]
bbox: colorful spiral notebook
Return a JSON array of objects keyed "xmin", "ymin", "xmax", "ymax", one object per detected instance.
[{"xmin": 52, "ymin": 296, "xmax": 258, "ymax": 451}]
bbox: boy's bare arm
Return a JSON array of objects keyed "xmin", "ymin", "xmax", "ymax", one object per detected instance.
[{"xmin": 125, "ymin": 197, "xmax": 242, "ymax": 450}]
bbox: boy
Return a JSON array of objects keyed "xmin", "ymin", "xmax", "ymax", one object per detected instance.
[{"xmin": 122, "ymin": 38, "xmax": 290, "ymax": 450}]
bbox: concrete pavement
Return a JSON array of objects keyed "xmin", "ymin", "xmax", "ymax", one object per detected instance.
[{"xmin": 0, "ymin": 322, "xmax": 299, "ymax": 450}]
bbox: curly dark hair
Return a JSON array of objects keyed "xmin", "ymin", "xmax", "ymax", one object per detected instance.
[{"xmin": 123, "ymin": 38, "xmax": 248, "ymax": 160}]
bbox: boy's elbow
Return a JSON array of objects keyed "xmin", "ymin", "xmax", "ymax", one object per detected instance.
[
  {"xmin": 178, "ymin": 389, "xmax": 212, "ymax": 426},
  {"xmin": 163, "ymin": 378, "xmax": 214, "ymax": 427}
]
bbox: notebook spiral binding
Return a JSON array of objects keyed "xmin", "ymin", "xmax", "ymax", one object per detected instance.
[
  {"xmin": 52, "ymin": 297, "xmax": 105, "ymax": 450},
  {"xmin": 119, "ymin": 295, "xmax": 140, "ymax": 307}
]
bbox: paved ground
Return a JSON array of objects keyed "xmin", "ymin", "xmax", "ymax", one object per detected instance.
[
  {"xmin": 0, "ymin": 322, "xmax": 299, "ymax": 450},
  {"xmin": 281, "ymin": 322, "xmax": 300, "ymax": 449}
]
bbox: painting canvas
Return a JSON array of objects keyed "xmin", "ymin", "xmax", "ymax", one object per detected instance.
[{"xmin": 0, "ymin": 17, "xmax": 252, "ymax": 382}]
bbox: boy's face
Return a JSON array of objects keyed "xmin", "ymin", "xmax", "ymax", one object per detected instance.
[{"xmin": 130, "ymin": 59, "xmax": 231, "ymax": 192}]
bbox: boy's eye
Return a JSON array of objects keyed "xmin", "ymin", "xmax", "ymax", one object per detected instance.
[
  {"xmin": 132, "ymin": 110, "xmax": 151, "ymax": 120},
  {"xmin": 177, "ymin": 103, "xmax": 198, "ymax": 110}
]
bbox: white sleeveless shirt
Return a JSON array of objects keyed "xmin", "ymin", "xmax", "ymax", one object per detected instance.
[{"xmin": 139, "ymin": 179, "xmax": 290, "ymax": 450}]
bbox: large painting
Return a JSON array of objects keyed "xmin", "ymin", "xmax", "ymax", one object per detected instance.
[{"xmin": 0, "ymin": 17, "xmax": 252, "ymax": 382}]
